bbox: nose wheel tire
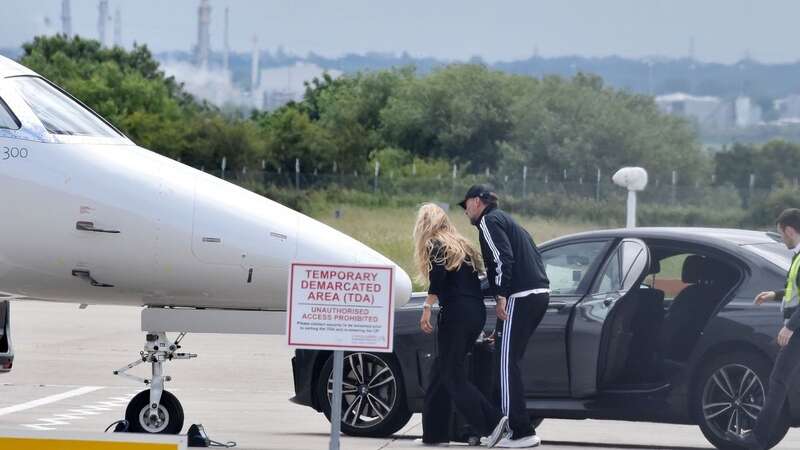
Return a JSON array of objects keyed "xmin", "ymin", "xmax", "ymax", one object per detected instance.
[{"xmin": 125, "ymin": 389, "xmax": 184, "ymax": 434}]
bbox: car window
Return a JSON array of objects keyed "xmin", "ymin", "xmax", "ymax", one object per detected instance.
[
  {"xmin": 594, "ymin": 240, "xmax": 649, "ymax": 295},
  {"xmin": 743, "ymin": 242, "xmax": 792, "ymax": 272},
  {"xmin": 652, "ymin": 254, "xmax": 688, "ymax": 299},
  {"xmin": 620, "ymin": 241, "xmax": 647, "ymax": 291},
  {"xmin": 7, "ymin": 76, "xmax": 120, "ymax": 138},
  {"xmin": 596, "ymin": 250, "xmax": 622, "ymax": 293},
  {"xmin": 542, "ymin": 241, "xmax": 608, "ymax": 296},
  {"xmin": 0, "ymin": 97, "xmax": 19, "ymax": 130}
]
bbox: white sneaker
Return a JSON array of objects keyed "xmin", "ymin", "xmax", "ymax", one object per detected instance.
[
  {"xmin": 413, "ymin": 438, "xmax": 449, "ymax": 447},
  {"xmin": 483, "ymin": 416, "xmax": 509, "ymax": 448},
  {"xmin": 495, "ymin": 434, "xmax": 540, "ymax": 448}
]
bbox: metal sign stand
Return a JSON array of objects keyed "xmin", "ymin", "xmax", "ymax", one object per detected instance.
[{"xmin": 329, "ymin": 350, "xmax": 344, "ymax": 450}]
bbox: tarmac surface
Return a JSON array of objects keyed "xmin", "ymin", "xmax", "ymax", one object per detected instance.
[{"xmin": 2, "ymin": 301, "xmax": 800, "ymax": 449}]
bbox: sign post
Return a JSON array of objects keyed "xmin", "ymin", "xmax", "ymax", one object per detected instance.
[
  {"xmin": 330, "ymin": 350, "xmax": 344, "ymax": 450},
  {"xmin": 287, "ymin": 263, "xmax": 395, "ymax": 450}
]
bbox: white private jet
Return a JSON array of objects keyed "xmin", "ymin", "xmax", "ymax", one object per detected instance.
[{"xmin": 0, "ymin": 55, "xmax": 412, "ymax": 434}]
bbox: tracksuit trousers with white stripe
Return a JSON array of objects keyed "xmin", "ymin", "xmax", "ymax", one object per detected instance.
[{"xmin": 496, "ymin": 292, "xmax": 550, "ymax": 439}]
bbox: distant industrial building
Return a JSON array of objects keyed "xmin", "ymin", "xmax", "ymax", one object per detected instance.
[
  {"xmin": 262, "ymin": 90, "xmax": 298, "ymax": 111},
  {"xmin": 775, "ymin": 95, "xmax": 800, "ymax": 121},
  {"xmin": 194, "ymin": 0, "xmax": 211, "ymax": 69},
  {"xmin": 114, "ymin": 6, "xmax": 122, "ymax": 48},
  {"xmin": 734, "ymin": 96, "xmax": 762, "ymax": 128},
  {"xmin": 655, "ymin": 93, "xmax": 734, "ymax": 129},
  {"xmin": 61, "ymin": 0, "xmax": 72, "ymax": 37},
  {"xmin": 97, "ymin": 0, "xmax": 110, "ymax": 47}
]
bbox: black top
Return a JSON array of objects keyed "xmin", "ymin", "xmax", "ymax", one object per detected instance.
[
  {"xmin": 475, "ymin": 205, "xmax": 549, "ymax": 298},
  {"xmin": 427, "ymin": 243, "xmax": 483, "ymax": 308}
]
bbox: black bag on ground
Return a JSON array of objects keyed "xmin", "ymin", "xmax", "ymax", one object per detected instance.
[{"xmin": 448, "ymin": 336, "xmax": 496, "ymax": 445}]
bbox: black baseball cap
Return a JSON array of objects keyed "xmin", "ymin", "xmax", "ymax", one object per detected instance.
[{"xmin": 458, "ymin": 184, "xmax": 496, "ymax": 209}]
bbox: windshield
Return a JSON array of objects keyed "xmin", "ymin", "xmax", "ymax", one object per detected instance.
[
  {"xmin": 743, "ymin": 242, "xmax": 793, "ymax": 271},
  {"xmin": 7, "ymin": 76, "xmax": 120, "ymax": 138}
]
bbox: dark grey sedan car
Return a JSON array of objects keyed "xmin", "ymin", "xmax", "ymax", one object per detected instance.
[{"xmin": 291, "ymin": 227, "xmax": 798, "ymax": 449}]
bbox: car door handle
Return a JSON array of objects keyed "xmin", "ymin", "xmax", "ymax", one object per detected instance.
[
  {"xmin": 76, "ymin": 221, "xmax": 120, "ymax": 234},
  {"xmin": 548, "ymin": 301, "xmax": 568, "ymax": 310}
]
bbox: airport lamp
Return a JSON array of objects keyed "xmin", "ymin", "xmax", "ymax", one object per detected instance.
[{"xmin": 612, "ymin": 167, "xmax": 648, "ymax": 228}]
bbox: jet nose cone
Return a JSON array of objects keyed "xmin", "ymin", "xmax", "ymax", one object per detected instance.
[
  {"xmin": 294, "ymin": 215, "xmax": 412, "ymax": 308},
  {"xmin": 392, "ymin": 266, "xmax": 412, "ymax": 308}
]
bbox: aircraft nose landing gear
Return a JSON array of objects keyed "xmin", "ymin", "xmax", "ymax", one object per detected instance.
[{"xmin": 114, "ymin": 332, "xmax": 196, "ymax": 434}]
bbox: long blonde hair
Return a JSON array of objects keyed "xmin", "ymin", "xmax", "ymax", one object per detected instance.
[{"xmin": 413, "ymin": 203, "xmax": 483, "ymax": 284}]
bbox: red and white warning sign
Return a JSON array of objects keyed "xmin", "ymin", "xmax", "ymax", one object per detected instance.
[{"xmin": 286, "ymin": 263, "xmax": 395, "ymax": 352}]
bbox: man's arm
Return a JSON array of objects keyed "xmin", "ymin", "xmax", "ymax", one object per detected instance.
[
  {"xmin": 479, "ymin": 215, "xmax": 515, "ymax": 299},
  {"xmin": 479, "ymin": 237, "xmax": 499, "ymax": 297}
]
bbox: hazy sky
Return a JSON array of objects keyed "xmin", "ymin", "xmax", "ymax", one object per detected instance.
[{"xmin": 2, "ymin": 0, "xmax": 798, "ymax": 63}]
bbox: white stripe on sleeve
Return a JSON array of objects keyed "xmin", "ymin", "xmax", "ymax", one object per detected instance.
[{"xmin": 480, "ymin": 216, "xmax": 503, "ymax": 288}]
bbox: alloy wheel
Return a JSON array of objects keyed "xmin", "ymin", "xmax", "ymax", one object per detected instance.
[
  {"xmin": 702, "ymin": 363, "xmax": 765, "ymax": 438},
  {"xmin": 326, "ymin": 353, "xmax": 398, "ymax": 429}
]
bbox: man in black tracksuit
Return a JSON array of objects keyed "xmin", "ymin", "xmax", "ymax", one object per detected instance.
[{"xmin": 460, "ymin": 185, "xmax": 550, "ymax": 448}]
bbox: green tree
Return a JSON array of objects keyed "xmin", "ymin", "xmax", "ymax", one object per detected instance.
[
  {"xmin": 183, "ymin": 115, "xmax": 267, "ymax": 170},
  {"xmin": 380, "ymin": 64, "xmax": 514, "ymax": 170},
  {"xmin": 506, "ymin": 73, "xmax": 708, "ymax": 184},
  {"xmin": 715, "ymin": 140, "xmax": 800, "ymax": 190},
  {"xmin": 258, "ymin": 108, "xmax": 335, "ymax": 173}
]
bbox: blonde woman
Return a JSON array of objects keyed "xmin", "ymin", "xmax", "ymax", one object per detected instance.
[{"xmin": 413, "ymin": 203, "xmax": 508, "ymax": 447}]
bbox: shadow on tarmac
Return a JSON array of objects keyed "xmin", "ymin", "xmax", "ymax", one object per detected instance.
[
  {"xmin": 269, "ymin": 432, "xmax": 712, "ymax": 449},
  {"xmin": 542, "ymin": 441, "xmax": 710, "ymax": 450}
]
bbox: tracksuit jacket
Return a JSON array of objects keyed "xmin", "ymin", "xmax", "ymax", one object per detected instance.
[{"xmin": 476, "ymin": 205, "xmax": 549, "ymax": 298}]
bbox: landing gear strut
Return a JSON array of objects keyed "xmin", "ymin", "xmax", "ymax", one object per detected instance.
[{"xmin": 114, "ymin": 332, "xmax": 196, "ymax": 434}]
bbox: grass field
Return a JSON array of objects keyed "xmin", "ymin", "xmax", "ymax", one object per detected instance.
[{"xmin": 309, "ymin": 203, "xmax": 602, "ymax": 290}]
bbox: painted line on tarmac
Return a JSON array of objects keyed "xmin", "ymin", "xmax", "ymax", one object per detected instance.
[
  {"xmin": 0, "ymin": 386, "xmax": 103, "ymax": 417},
  {"xmin": 22, "ymin": 392, "xmax": 137, "ymax": 431}
]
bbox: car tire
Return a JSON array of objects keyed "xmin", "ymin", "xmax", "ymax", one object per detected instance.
[
  {"xmin": 317, "ymin": 352, "xmax": 412, "ymax": 437},
  {"xmin": 692, "ymin": 351, "xmax": 789, "ymax": 450},
  {"xmin": 125, "ymin": 389, "xmax": 184, "ymax": 434}
]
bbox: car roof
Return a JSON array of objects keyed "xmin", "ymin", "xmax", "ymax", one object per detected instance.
[
  {"xmin": 0, "ymin": 55, "xmax": 37, "ymax": 78},
  {"xmin": 542, "ymin": 227, "xmax": 779, "ymax": 249}
]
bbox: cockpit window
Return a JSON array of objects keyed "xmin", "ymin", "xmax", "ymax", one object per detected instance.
[
  {"xmin": 7, "ymin": 76, "xmax": 120, "ymax": 138},
  {"xmin": 0, "ymin": 97, "xmax": 20, "ymax": 130}
]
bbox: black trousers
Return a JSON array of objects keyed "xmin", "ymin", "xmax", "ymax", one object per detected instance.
[
  {"xmin": 422, "ymin": 300, "xmax": 503, "ymax": 444},
  {"xmin": 496, "ymin": 292, "xmax": 549, "ymax": 439},
  {"xmin": 753, "ymin": 331, "xmax": 800, "ymax": 446}
]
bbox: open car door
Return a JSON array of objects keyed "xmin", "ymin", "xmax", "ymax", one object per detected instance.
[{"xmin": 568, "ymin": 238, "xmax": 650, "ymax": 397}]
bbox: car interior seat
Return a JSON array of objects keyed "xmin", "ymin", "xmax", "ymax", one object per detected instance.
[
  {"xmin": 660, "ymin": 255, "xmax": 726, "ymax": 361},
  {"xmin": 602, "ymin": 259, "xmax": 665, "ymax": 386},
  {"xmin": 626, "ymin": 259, "xmax": 666, "ymax": 381}
]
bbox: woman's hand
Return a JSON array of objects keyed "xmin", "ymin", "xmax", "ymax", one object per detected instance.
[{"xmin": 420, "ymin": 308, "xmax": 434, "ymax": 334}]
